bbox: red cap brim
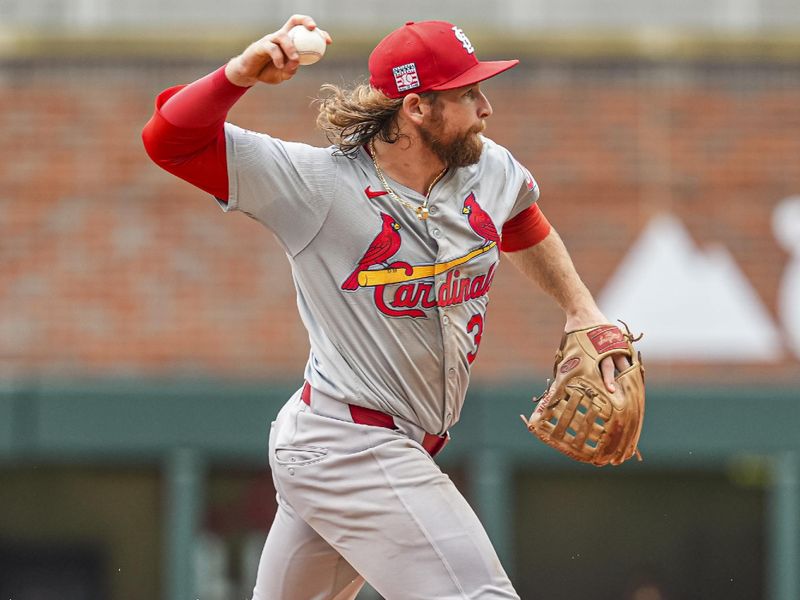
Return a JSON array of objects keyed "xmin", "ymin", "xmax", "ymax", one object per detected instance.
[{"xmin": 429, "ymin": 59, "xmax": 519, "ymax": 91}]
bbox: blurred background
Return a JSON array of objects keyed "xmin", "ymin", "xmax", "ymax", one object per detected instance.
[{"xmin": 1, "ymin": 1, "xmax": 799, "ymax": 599}]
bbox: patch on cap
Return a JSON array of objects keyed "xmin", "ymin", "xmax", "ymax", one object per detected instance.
[{"xmin": 392, "ymin": 62, "xmax": 420, "ymax": 93}]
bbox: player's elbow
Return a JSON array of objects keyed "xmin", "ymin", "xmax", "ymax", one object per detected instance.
[{"xmin": 141, "ymin": 113, "xmax": 175, "ymax": 165}]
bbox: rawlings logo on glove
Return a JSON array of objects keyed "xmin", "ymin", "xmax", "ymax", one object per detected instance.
[{"xmin": 520, "ymin": 323, "xmax": 645, "ymax": 467}]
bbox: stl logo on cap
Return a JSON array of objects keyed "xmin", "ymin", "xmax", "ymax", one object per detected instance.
[
  {"xmin": 393, "ymin": 63, "xmax": 420, "ymax": 93},
  {"xmin": 451, "ymin": 26, "xmax": 475, "ymax": 54}
]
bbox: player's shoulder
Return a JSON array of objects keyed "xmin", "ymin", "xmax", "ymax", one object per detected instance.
[
  {"xmin": 225, "ymin": 122, "xmax": 339, "ymax": 158},
  {"xmin": 478, "ymin": 136, "xmax": 524, "ymax": 171},
  {"xmin": 477, "ymin": 136, "xmax": 539, "ymax": 198},
  {"xmin": 479, "ymin": 135, "xmax": 505, "ymax": 154}
]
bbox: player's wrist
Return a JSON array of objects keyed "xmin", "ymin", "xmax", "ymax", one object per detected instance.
[
  {"xmin": 564, "ymin": 306, "xmax": 608, "ymax": 332},
  {"xmin": 224, "ymin": 57, "xmax": 258, "ymax": 88}
]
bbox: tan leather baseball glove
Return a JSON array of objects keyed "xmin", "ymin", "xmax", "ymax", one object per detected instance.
[{"xmin": 520, "ymin": 323, "xmax": 645, "ymax": 466}]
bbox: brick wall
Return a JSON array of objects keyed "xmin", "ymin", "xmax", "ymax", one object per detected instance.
[{"xmin": 1, "ymin": 59, "xmax": 798, "ymax": 383}]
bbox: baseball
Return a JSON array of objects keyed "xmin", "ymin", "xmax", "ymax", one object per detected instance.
[{"xmin": 288, "ymin": 25, "xmax": 326, "ymax": 65}]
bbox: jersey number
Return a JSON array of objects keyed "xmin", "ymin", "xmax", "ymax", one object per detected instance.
[{"xmin": 466, "ymin": 314, "xmax": 484, "ymax": 364}]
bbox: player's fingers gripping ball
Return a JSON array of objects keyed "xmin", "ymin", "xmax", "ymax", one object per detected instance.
[
  {"xmin": 520, "ymin": 323, "xmax": 645, "ymax": 467},
  {"xmin": 288, "ymin": 25, "xmax": 327, "ymax": 65}
]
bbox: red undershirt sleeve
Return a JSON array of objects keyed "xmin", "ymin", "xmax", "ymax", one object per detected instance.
[
  {"xmin": 141, "ymin": 65, "xmax": 251, "ymax": 201},
  {"xmin": 500, "ymin": 204, "xmax": 552, "ymax": 252}
]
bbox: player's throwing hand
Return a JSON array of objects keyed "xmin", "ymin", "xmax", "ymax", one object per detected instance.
[{"xmin": 225, "ymin": 14, "xmax": 332, "ymax": 87}]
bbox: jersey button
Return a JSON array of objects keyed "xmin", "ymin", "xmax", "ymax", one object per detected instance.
[
  {"xmin": 448, "ymin": 368, "xmax": 456, "ymax": 378},
  {"xmin": 431, "ymin": 228, "xmax": 441, "ymax": 238},
  {"xmin": 428, "ymin": 205, "xmax": 438, "ymax": 215},
  {"xmin": 442, "ymin": 315, "xmax": 450, "ymax": 325}
]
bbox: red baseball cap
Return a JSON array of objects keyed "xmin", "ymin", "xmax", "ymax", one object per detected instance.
[{"xmin": 369, "ymin": 21, "xmax": 519, "ymax": 99}]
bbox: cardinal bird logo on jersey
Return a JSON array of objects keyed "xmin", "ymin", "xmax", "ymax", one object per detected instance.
[
  {"xmin": 462, "ymin": 192, "xmax": 500, "ymax": 245},
  {"xmin": 341, "ymin": 213, "xmax": 402, "ymax": 291}
]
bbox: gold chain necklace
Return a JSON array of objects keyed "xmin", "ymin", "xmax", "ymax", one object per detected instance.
[{"xmin": 369, "ymin": 139, "xmax": 446, "ymax": 221}]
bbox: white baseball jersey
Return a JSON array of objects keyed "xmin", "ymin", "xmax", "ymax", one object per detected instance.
[{"xmin": 222, "ymin": 124, "xmax": 539, "ymax": 435}]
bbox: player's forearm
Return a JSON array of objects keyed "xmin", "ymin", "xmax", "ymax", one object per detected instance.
[
  {"xmin": 160, "ymin": 65, "xmax": 251, "ymax": 129},
  {"xmin": 141, "ymin": 66, "xmax": 250, "ymax": 199},
  {"xmin": 503, "ymin": 228, "xmax": 606, "ymax": 330}
]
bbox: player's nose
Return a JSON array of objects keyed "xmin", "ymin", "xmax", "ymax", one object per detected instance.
[{"xmin": 477, "ymin": 91, "xmax": 492, "ymax": 119}]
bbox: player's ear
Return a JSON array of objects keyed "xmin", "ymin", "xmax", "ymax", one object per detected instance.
[
  {"xmin": 401, "ymin": 93, "xmax": 425, "ymax": 125},
  {"xmin": 401, "ymin": 92, "xmax": 436, "ymax": 125}
]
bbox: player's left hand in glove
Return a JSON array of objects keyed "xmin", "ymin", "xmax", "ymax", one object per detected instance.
[{"xmin": 520, "ymin": 322, "xmax": 645, "ymax": 467}]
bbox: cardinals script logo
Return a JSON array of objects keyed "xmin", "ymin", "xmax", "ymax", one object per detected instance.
[{"xmin": 341, "ymin": 196, "xmax": 499, "ymax": 318}]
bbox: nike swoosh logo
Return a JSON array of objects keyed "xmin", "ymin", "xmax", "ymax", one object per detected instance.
[{"xmin": 364, "ymin": 186, "xmax": 388, "ymax": 199}]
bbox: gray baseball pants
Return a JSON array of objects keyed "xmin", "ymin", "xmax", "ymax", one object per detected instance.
[{"xmin": 251, "ymin": 387, "xmax": 519, "ymax": 600}]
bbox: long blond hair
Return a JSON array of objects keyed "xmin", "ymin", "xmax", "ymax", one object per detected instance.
[{"xmin": 315, "ymin": 82, "xmax": 414, "ymax": 156}]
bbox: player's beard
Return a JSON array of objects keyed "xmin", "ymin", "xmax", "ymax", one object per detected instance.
[{"xmin": 418, "ymin": 111, "xmax": 485, "ymax": 168}]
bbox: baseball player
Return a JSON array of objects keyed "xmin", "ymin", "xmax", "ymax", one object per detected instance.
[{"xmin": 142, "ymin": 14, "xmax": 627, "ymax": 600}]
